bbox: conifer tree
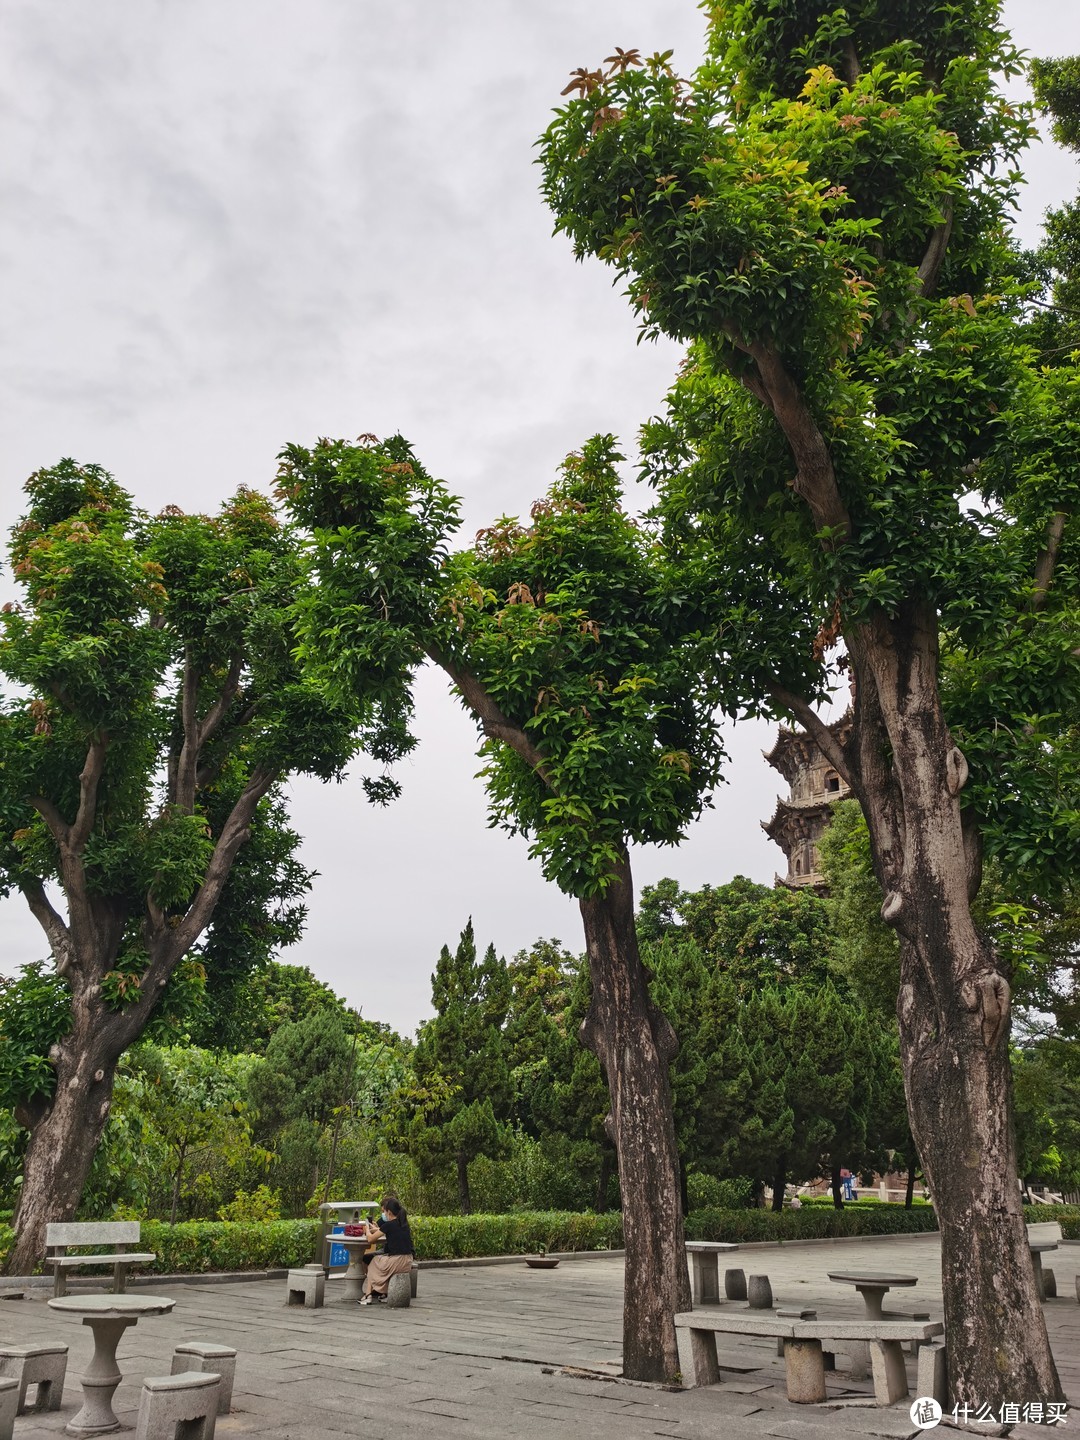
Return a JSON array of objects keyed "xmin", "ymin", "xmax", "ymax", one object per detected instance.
[{"xmin": 402, "ymin": 921, "xmax": 512, "ymax": 1213}]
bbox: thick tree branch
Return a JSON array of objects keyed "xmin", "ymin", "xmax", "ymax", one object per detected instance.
[
  {"xmin": 130, "ymin": 763, "xmax": 279, "ymax": 1038},
  {"xmin": 197, "ymin": 652, "xmax": 244, "ymax": 748},
  {"xmin": 769, "ymin": 686, "xmax": 853, "ymax": 788},
  {"xmin": 427, "ymin": 645, "xmax": 557, "ymax": 789},
  {"xmin": 175, "ymin": 648, "xmax": 200, "ymax": 812},
  {"xmin": 155, "ymin": 762, "xmax": 278, "ymax": 972},
  {"xmin": 917, "ymin": 197, "xmax": 954, "ymax": 298},
  {"xmin": 840, "ymin": 36, "xmax": 861, "ymax": 86},
  {"xmin": 28, "ymin": 795, "xmax": 71, "ymax": 848},
  {"xmin": 1030, "ymin": 510, "xmax": 1067, "ymax": 611},
  {"xmin": 744, "ymin": 342, "xmax": 852, "ymax": 539},
  {"xmin": 18, "ymin": 878, "xmax": 73, "ymax": 974},
  {"xmin": 69, "ymin": 738, "xmax": 108, "ymax": 852},
  {"xmin": 844, "ymin": 628, "xmax": 906, "ymax": 894}
]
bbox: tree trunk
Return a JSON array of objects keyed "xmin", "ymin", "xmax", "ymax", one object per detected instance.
[
  {"xmin": 679, "ymin": 1154, "xmax": 690, "ymax": 1217},
  {"xmin": 845, "ymin": 602, "xmax": 1062, "ymax": 1408},
  {"xmin": 578, "ymin": 849, "xmax": 689, "ymax": 1383},
  {"xmin": 905, "ymin": 1158, "xmax": 916, "ymax": 1209},
  {"xmin": 898, "ymin": 926, "xmax": 1061, "ymax": 1407},
  {"xmin": 456, "ymin": 1151, "xmax": 472, "ymax": 1216},
  {"xmin": 9, "ymin": 1040, "xmax": 119, "ymax": 1275},
  {"xmin": 595, "ymin": 1148, "xmax": 613, "ymax": 1213},
  {"xmin": 830, "ymin": 1160, "xmax": 844, "ymax": 1210},
  {"xmin": 771, "ymin": 1156, "xmax": 786, "ymax": 1213},
  {"xmin": 169, "ymin": 1141, "xmax": 188, "ymax": 1226}
]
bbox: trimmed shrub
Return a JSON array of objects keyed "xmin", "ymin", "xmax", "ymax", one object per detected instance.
[
  {"xmin": 11, "ymin": 1201, "xmax": 1073, "ymax": 1276},
  {"xmin": 0, "ymin": 1223, "xmax": 13, "ymax": 1270},
  {"xmin": 685, "ymin": 1205, "xmax": 940, "ymax": 1242},
  {"xmin": 139, "ymin": 1219, "xmax": 319, "ymax": 1273},
  {"xmin": 408, "ymin": 1211, "xmax": 624, "ymax": 1259},
  {"xmin": 1027, "ymin": 1203, "xmax": 1080, "ymax": 1239}
]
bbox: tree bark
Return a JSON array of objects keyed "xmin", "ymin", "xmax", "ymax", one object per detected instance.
[
  {"xmin": 830, "ymin": 1161, "xmax": 845, "ymax": 1210},
  {"xmin": 842, "ymin": 601, "xmax": 1062, "ymax": 1408},
  {"xmin": 456, "ymin": 1151, "xmax": 472, "ymax": 1216},
  {"xmin": 771, "ymin": 1156, "xmax": 786, "ymax": 1213},
  {"xmin": 595, "ymin": 1148, "xmax": 613, "ymax": 1213},
  {"xmin": 9, "ymin": 1022, "xmax": 121, "ymax": 1275},
  {"xmin": 905, "ymin": 1159, "xmax": 916, "ymax": 1209},
  {"xmin": 578, "ymin": 850, "xmax": 689, "ymax": 1383}
]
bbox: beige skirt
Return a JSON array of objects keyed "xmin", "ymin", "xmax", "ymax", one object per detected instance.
[{"xmin": 367, "ymin": 1252, "xmax": 413, "ymax": 1293}]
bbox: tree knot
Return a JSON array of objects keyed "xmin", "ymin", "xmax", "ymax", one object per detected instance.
[
  {"xmin": 959, "ymin": 971, "xmax": 1010, "ymax": 1050},
  {"xmin": 945, "ymin": 746, "xmax": 969, "ymax": 796}
]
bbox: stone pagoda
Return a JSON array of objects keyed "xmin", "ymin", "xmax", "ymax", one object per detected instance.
[{"xmin": 761, "ymin": 717, "xmax": 852, "ymax": 889}]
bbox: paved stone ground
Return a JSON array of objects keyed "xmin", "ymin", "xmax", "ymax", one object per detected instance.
[{"xmin": 2, "ymin": 1235, "xmax": 1076, "ymax": 1439}]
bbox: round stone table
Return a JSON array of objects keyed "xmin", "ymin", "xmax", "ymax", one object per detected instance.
[
  {"xmin": 47, "ymin": 1293, "xmax": 175, "ymax": 1435},
  {"xmin": 335, "ymin": 1235, "xmax": 378, "ymax": 1301},
  {"xmin": 826, "ymin": 1271, "xmax": 918, "ymax": 1321},
  {"xmin": 826, "ymin": 1272, "xmax": 918, "ymax": 1380}
]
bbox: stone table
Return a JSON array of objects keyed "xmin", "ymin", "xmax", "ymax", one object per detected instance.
[
  {"xmin": 826, "ymin": 1271, "xmax": 918, "ymax": 1380},
  {"xmin": 685, "ymin": 1241, "xmax": 740, "ymax": 1306},
  {"xmin": 826, "ymin": 1270, "xmax": 918, "ymax": 1321},
  {"xmin": 47, "ymin": 1293, "xmax": 175, "ymax": 1435},
  {"xmin": 335, "ymin": 1235, "xmax": 378, "ymax": 1302}
]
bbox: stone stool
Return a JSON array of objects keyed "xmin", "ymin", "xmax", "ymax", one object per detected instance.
[
  {"xmin": 747, "ymin": 1274, "xmax": 773, "ymax": 1309},
  {"xmin": 775, "ymin": 1308, "xmax": 823, "ymax": 1360},
  {"xmin": 0, "ymin": 1377, "xmax": 17, "ymax": 1440},
  {"xmin": 286, "ymin": 1263, "xmax": 325, "ymax": 1308},
  {"xmin": 0, "ymin": 1342, "xmax": 67, "ymax": 1413},
  {"xmin": 135, "ymin": 1371, "xmax": 220, "ymax": 1440},
  {"xmin": 1043, "ymin": 1267, "xmax": 1057, "ymax": 1299},
  {"xmin": 410, "ymin": 1263, "xmax": 419, "ymax": 1299},
  {"xmin": 172, "ymin": 1343, "xmax": 236, "ymax": 1414},
  {"xmin": 724, "ymin": 1268, "xmax": 746, "ymax": 1301},
  {"xmin": 386, "ymin": 1271, "xmax": 412, "ymax": 1308}
]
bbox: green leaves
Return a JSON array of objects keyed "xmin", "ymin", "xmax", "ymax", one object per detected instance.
[
  {"xmin": 441, "ymin": 436, "xmax": 729, "ymax": 897},
  {"xmin": 0, "ymin": 964, "xmax": 72, "ymax": 1108}
]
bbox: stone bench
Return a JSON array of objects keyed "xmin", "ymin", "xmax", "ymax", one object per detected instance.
[
  {"xmin": 172, "ymin": 1343, "xmax": 236, "ymax": 1414},
  {"xmin": 675, "ymin": 1308, "xmax": 944, "ymax": 1406},
  {"xmin": 685, "ymin": 1241, "xmax": 738, "ymax": 1306},
  {"xmin": 0, "ymin": 1342, "xmax": 67, "ymax": 1413},
  {"xmin": 135, "ymin": 1371, "xmax": 220, "ymax": 1440},
  {"xmin": 45, "ymin": 1221, "xmax": 156, "ymax": 1299}
]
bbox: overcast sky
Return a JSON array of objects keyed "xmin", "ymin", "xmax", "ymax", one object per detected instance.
[{"xmin": 2, "ymin": 1, "xmax": 1078, "ymax": 1036}]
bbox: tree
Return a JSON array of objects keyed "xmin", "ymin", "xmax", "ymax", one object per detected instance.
[
  {"xmin": 394, "ymin": 921, "xmax": 512, "ymax": 1214},
  {"xmin": 248, "ymin": 1008, "xmax": 358, "ymax": 1212},
  {"xmin": 282, "ymin": 433, "xmax": 730, "ymax": 1381},
  {"xmin": 0, "ymin": 462, "xmax": 413, "ymax": 1273},
  {"xmin": 538, "ymin": 7, "xmax": 1080, "ymax": 1404},
  {"xmin": 512, "ymin": 950, "xmax": 619, "ymax": 1212},
  {"xmin": 125, "ymin": 1045, "xmax": 264, "ymax": 1225},
  {"xmin": 641, "ymin": 892, "xmax": 901, "ymax": 1209}
]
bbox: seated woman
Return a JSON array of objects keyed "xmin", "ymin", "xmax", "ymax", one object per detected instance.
[{"xmin": 359, "ymin": 1195, "xmax": 415, "ymax": 1305}]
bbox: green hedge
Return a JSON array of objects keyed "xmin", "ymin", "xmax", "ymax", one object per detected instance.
[
  {"xmin": 408, "ymin": 1211, "xmax": 624, "ymax": 1259},
  {"xmin": 685, "ymin": 1205, "xmax": 940, "ymax": 1242},
  {"xmin": 138, "ymin": 1220, "xmax": 319, "ymax": 1273},
  {"xmin": 6, "ymin": 1203, "xmax": 1076, "ymax": 1276},
  {"xmin": 1027, "ymin": 1204, "xmax": 1080, "ymax": 1239}
]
